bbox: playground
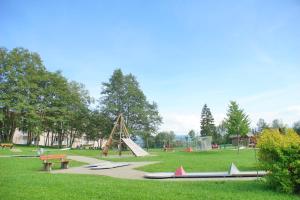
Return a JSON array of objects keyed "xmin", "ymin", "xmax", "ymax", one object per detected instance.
[{"xmin": 0, "ymin": 146, "xmax": 299, "ymax": 200}]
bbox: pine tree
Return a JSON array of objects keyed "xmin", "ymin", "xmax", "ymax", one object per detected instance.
[{"xmin": 200, "ymin": 104, "xmax": 216, "ymax": 138}]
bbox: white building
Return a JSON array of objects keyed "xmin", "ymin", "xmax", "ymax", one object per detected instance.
[{"xmin": 12, "ymin": 129, "xmax": 106, "ymax": 148}]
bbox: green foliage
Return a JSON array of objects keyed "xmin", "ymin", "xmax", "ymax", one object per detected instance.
[
  {"xmin": 256, "ymin": 118, "xmax": 269, "ymax": 133},
  {"xmin": 0, "ymin": 47, "xmax": 98, "ymax": 147},
  {"xmin": 293, "ymin": 121, "xmax": 300, "ymax": 135},
  {"xmin": 85, "ymin": 110, "xmax": 113, "ymax": 141},
  {"xmin": 1, "ymin": 48, "xmax": 162, "ymax": 149},
  {"xmin": 1, "ymin": 156, "xmax": 298, "ymax": 200},
  {"xmin": 225, "ymin": 101, "xmax": 250, "ymax": 137},
  {"xmin": 100, "ymin": 69, "xmax": 162, "ymax": 140},
  {"xmin": 188, "ymin": 129, "xmax": 196, "ymax": 141},
  {"xmin": 0, "ymin": 47, "xmax": 46, "ymax": 142},
  {"xmin": 215, "ymin": 121, "xmax": 228, "ymax": 144},
  {"xmin": 271, "ymin": 119, "xmax": 286, "ymax": 132},
  {"xmin": 154, "ymin": 131, "xmax": 175, "ymax": 148},
  {"xmin": 200, "ymin": 104, "xmax": 216, "ymax": 139},
  {"xmin": 257, "ymin": 128, "xmax": 300, "ymax": 194}
]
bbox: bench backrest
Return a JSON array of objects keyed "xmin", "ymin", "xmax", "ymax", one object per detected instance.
[
  {"xmin": 40, "ymin": 154, "xmax": 66, "ymax": 161},
  {"xmin": 0, "ymin": 143, "xmax": 13, "ymax": 147}
]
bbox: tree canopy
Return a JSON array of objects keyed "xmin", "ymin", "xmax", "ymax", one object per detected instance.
[
  {"xmin": 200, "ymin": 104, "xmax": 216, "ymax": 138},
  {"xmin": 224, "ymin": 101, "xmax": 250, "ymax": 137},
  {"xmin": 100, "ymin": 69, "xmax": 162, "ymax": 139},
  {"xmin": 0, "ymin": 47, "xmax": 102, "ymax": 147},
  {"xmin": 293, "ymin": 121, "xmax": 300, "ymax": 135},
  {"xmin": 224, "ymin": 101, "xmax": 250, "ymax": 152}
]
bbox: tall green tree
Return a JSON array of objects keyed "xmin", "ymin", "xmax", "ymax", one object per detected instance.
[
  {"xmin": 154, "ymin": 131, "xmax": 175, "ymax": 148},
  {"xmin": 224, "ymin": 101, "xmax": 250, "ymax": 153},
  {"xmin": 256, "ymin": 118, "xmax": 269, "ymax": 133},
  {"xmin": 215, "ymin": 121, "xmax": 227, "ymax": 144},
  {"xmin": 188, "ymin": 129, "xmax": 196, "ymax": 141},
  {"xmin": 85, "ymin": 110, "xmax": 113, "ymax": 147},
  {"xmin": 271, "ymin": 119, "xmax": 287, "ymax": 133},
  {"xmin": 0, "ymin": 47, "xmax": 46, "ymax": 142},
  {"xmin": 100, "ymin": 69, "xmax": 162, "ymax": 143},
  {"xmin": 200, "ymin": 104, "xmax": 217, "ymax": 141},
  {"xmin": 293, "ymin": 121, "xmax": 300, "ymax": 135},
  {"xmin": 0, "ymin": 47, "xmax": 95, "ymax": 148}
]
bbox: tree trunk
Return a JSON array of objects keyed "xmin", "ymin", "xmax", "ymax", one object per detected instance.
[
  {"xmin": 237, "ymin": 131, "xmax": 240, "ymax": 154},
  {"xmin": 70, "ymin": 135, "xmax": 75, "ymax": 148},
  {"xmin": 27, "ymin": 132, "xmax": 32, "ymax": 146},
  {"xmin": 45, "ymin": 131, "xmax": 50, "ymax": 146},
  {"xmin": 8, "ymin": 120, "xmax": 16, "ymax": 143},
  {"xmin": 58, "ymin": 132, "xmax": 63, "ymax": 148},
  {"xmin": 51, "ymin": 133, "xmax": 55, "ymax": 146},
  {"xmin": 146, "ymin": 137, "xmax": 149, "ymax": 151},
  {"xmin": 68, "ymin": 130, "xmax": 73, "ymax": 148}
]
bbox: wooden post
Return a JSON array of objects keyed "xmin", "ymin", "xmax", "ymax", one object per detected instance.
[{"xmin": 102, "ymin": 114, "xmax": 127, "ymax": 156}]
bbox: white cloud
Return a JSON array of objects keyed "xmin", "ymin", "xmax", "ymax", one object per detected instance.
[
  {"xmin": 159, "ymin": 107, "xmax": 300, "ymax": 135},
  {"xmin": 286, "ymin": 105, "xmax": 300, "ymax": 116},
  {"xmin": 248, "ymin": 105, "xmax": 300, "ymax": 127},
  {"xmin": 238, "ymin": 88, "xmax": 286, "ymax": 104},
  {"xmin": 159, "ymin": 111, "xmax": 225, "ymax": 134}
]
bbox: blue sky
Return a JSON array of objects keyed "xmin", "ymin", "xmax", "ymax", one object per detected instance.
[{"xmin": 1, "ymin": 0, "xmax": 300, "ymax": 134}]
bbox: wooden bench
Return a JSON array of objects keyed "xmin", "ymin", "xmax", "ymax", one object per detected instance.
[
  {"xmin": 40, "ymin": 154, "xmax": 69, "ymax": 171},
  {"xmin": 0, "ymin": 143, "xmax": 14, "ymax": 149}
]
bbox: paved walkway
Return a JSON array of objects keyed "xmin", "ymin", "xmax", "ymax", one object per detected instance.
[
  {"xmin": 52, "ymin": 155, "xmax": 158, "ymax": 180},
  {"xmin": 52, "ymin": 155, "xmax": 260, "ymax": 181}
]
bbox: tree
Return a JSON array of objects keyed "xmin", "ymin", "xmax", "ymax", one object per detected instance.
[
  {"xmin": 215, "ymin": 121, "xmax": 227, "ymax": 144},
  {"xmin": 271, "ymin": 119, "xmax": 287, "ymax": 133},
  {"xmin": 0, "ymin": 47, "xmax": 96, "ymax": 148},
  {"xmin": 256, "ymin": 118, "xmax": 269, "ymax": 133},
  {"xmin": 293, "ymin": 121, "xmax": 300, "ymax": 135},
  {"xmin": 100, "ymin": 69, "xmax": 162, "ymax": 142},
  {"xmin": 65, "ymin": 81, "xmax": 93, "ymax": 147},
  {"xmin": 85, "ymin": 110, "xmax": 113, "ymax": 147},
  {"xmin": 224, "ymin": 101, "xmax": 250, "ymax": 153},
  {"xmin": 154, "ymin": 131, "xmax": 175, "ymax": 148},
  {"xmin": 187, "ymin": 129, "xmax": 196, "ymax": 147},
  {"xmin": 188, "ymin": 129, "xmax": 196, "ymax": 141},
  {"xmin": 0, "ymin": 47, "xmax": 46, "ymax": 142},
  {"xmin": 200, "ymin": 104, "xmax": 217, "ymax": 141}
]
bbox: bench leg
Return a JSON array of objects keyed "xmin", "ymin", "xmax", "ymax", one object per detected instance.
[
  {"xmin": 43, "ymin": 163, "xmax": 52, "ymax": 171},
  {"xmin": 61, "ymin": 161, "xmax": 69, "ymax": 169}
]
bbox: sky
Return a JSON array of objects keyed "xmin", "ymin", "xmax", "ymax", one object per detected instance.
[{"xmin": 1, "ymin": 0, "xmax": 300, "ymax": 134}]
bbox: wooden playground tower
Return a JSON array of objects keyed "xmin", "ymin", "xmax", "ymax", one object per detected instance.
[
  {"xmin": 102, "ymin": 113, "xmax": 149, "ymax": 157},
  {"xmin": 102, "ymin": 114, "xmax": 129, "ymax": 156}
]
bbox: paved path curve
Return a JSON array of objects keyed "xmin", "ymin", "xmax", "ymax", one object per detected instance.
[{"xmin": 52, "ymin": 155, "xmax": 158, "ymax": 180}]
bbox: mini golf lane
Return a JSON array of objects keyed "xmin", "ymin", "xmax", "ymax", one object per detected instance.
[
  {"xmin": 51, "ymin": 156, "xmax": 267, "ymax": 181},
  {"xmin": 144, "ymin": 163, "xmax": 267, "ymax": 179}
]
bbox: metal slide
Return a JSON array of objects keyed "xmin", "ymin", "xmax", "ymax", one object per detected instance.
[{"xmin": 122, "ymin": 138, "xmax": 149, "ymax": 157}]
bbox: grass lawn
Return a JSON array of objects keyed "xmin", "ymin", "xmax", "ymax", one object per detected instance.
[
  {"xmin": 1, "ymin": 146, "xmax": 299, "ymax": 199},
  {"xmin": 1, "ymin": 156, "xmax": 299, "ymax": 200},
  {"xmin": 101, "ymin": 148, "xmax": 261, "ymax": 172},
  {"xmin": 0, "ymin": 146, "xmax": 260, "ymax": 172}
]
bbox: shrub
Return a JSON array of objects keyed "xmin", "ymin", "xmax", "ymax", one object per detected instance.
[{"xmin": 257, "ymin": 128, "xmax": 300, "ymax": 194}]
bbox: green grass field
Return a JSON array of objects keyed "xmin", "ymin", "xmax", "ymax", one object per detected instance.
[
  {"xmin": 102, "ymin": 148, "xmax": 260, "ymax": 172},
  {"xmin": 0, "ymin": 146, "xmax": 299, "ymax": 200}
]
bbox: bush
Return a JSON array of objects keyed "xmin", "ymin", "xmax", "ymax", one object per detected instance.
[{"xmin": 257, "ymin": 128, "xmax": 300, "ymax": 194}]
